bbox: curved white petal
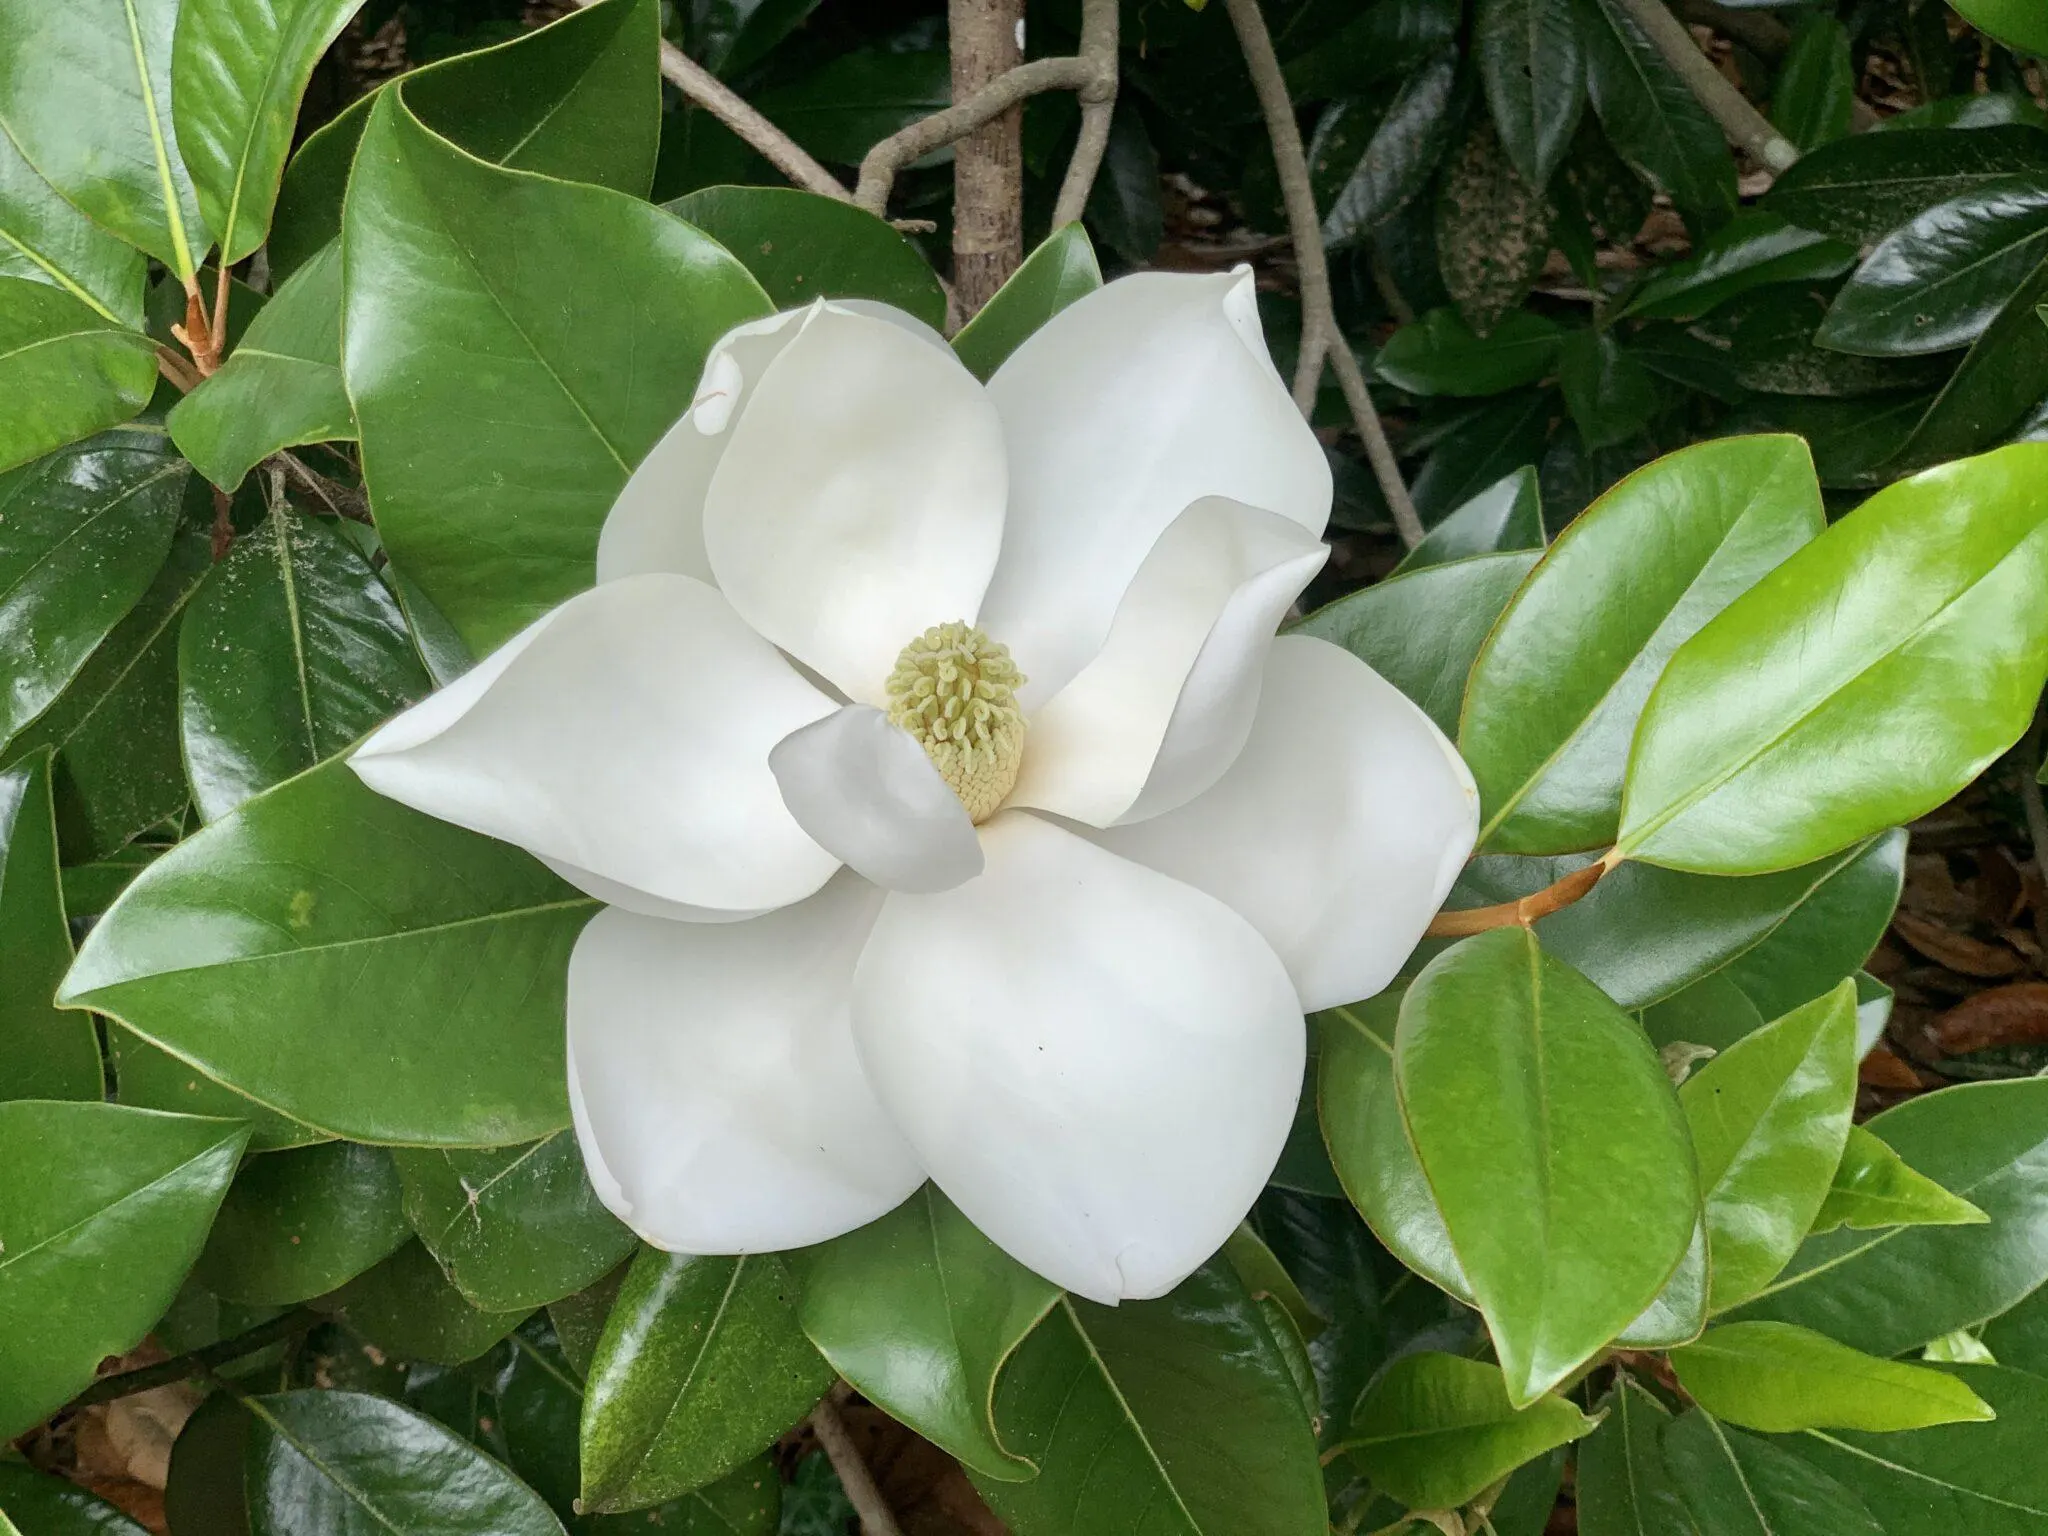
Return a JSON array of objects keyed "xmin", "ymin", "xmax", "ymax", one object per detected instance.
[
  {"xmin": 1007, "ymin": 496, "xmax": 1326, "ymax": 828},
  {"xmin": 851, "ymin": 811, "xmax": 1304, "ymax": 1302},
  {"xmin": 569, "ymin": 875, "xmax": 925, "ymax": 1252},
  {"xmin": 596, "ymin": 311, "xmax": 804, "ymax": 585},
  {"xmin": 1095, "ymin": 635, "xmax": 1479, "ymax": 1012},
  {"xmin": 350, "ymin": 573, "xmax": 840, "ymax": 916},
  {"xmin": 977, "ymin": 268, "xmax": 1332, "ymax": 706},
  {"xmin": 828, "ymin": 297, "xmax": 954, "ymax": 355},
  {"xmin": 770, "ymin": 705, "xmax": 984, "ymax": 893},
  {"xmin": 702, "ymin": 302, "xmax": 1008, "ymax": 703}
]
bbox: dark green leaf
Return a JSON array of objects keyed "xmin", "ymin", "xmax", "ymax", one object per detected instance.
[
  {"xmin": 194, "ymin": 1141, "xmax": 409, "ymax": 1306},
  {"xmin": 1253, "ymin": 1190, "xmax": 1391, "ymax": 1448},
  {"xmin": 1475, "ymin": 0, "xmax": 1584, "ymax": 188},
  {"xmin": 1393, "ymin": 466, "xmax": 1544, "ymax": 573},
  {"xmin": 0, "ymin": 125, "xmax": 145, "ymax": 327},
  {"xmin": 1812, "ymin": 1123, "xmax": 1988, "ymax": 1235},
  {"xmin": 1575, "ymin": 1375, "xmax": 1694, "ymax": 1536},
  {"xmin": 328, "ymin": 1239, "xmax": 530, "ymax": 1366},
  {"xmin": 0, "ymin": 280, "xmax": 156, "ymax": 474},
  {"xmin": 1375, "ymin": 306, "xmax": 1562, "ymax": 396},
  {"xmin": 1412, "ymin": 389, "xmax": 1555, "ymax": 521},
  {"xmin": 1761, "ymin": 125, "xmax": 2048, "ymax": 245},
  {"xmin": 1670, "ymin": 1321, "xmax": 1993, "ymax": 1432},
  {"xmin": 1557, "ymin": 328, "xmax": 1666, "ymax": 449},
  {"xmin": 951, "ymin": 223, "xmax": 1100, "ymax": 382},
  {"xmin": 1622, "ymin": 213, "xmax": 1855, "ymax": 322},
  {"xmin": 109, "ymin": 1022, "xmax": 330, "ymax": 1152},
  {"xmin": 549, "ymin": 1264, "xmax": 628, "ymax": 1379},
  {"xmin": 1771, "ymin": 15, "xmax": 1853, "ymax": 153},
  {"xmin": 1086, "ymin": 102, "xmax": 1165, "ymax": 266},
  {"xmin": 1661, "ymin": 1409, "xmax": 1882, "ymax": 1536},
  {"xmin": 751, "ymin": 49, "xmax": 950, "ymax": 168},
  {"xmin": 1323, "ymin": 53, "xmax": 1464, "ymax": 249},
  {"xmin": 0, "ymin": 755, "xmax": 96, "ymax": 1100},
  {"xmin": 693, "ymin": 0, "xmax": 822, "ymax": 78},
  {"xmin": 1891, "ymin": 249, "xmax": 2048, "ymax": 470},
  {"xmin": 1578, "ymin": 0, "xmax": 1736, "ymax": 233},
  {"xmin": 0, "ymin": 1463, "xmax": 150, "ymax": 1535},
  {"xmin": 164, "ymin": 1390, "xmax": 253, "ymax": 1536}
]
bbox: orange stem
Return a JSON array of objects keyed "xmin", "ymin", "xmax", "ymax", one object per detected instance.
[{"xmin": 1424, "ymin": 853, "xmax": 1617, "ymax": 938}]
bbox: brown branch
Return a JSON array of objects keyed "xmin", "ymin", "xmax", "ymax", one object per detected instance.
[
  {"xmin": 1223, "ymin": 0, "xmax": 1425, "ymax": 549},
  {"xmin": 67, "ymin": 1309, "xmax": 324, "ymax": 1410},
  {"xmin": 156, "ymin": 345, "xmax": 201, "ymax": 393},
  {"xmin": 1424, "ymin": 857, "xmax": 1614, "ymax": 938},
  {"xmin": 1051, "ymin": 0, "xmax": 1119, "ymax": 230},
  {"xmin": 809, "ymin": 1385, "xmax": 904, "ymax": 1536},
  {"xmin": 273, "ymin": 450, "xmax": 373, "ymax": 524},
  {"xmin": 1608, "ymin": 0, "xmax": 1798, "ymax": 172},
  {"xmin": 950, "ymin": 0, "xmax": 1028, "ymax": 314}
]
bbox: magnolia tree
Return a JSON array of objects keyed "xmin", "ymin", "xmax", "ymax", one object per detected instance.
[{"xmin": 7, "ymin": 0, "xmax": 2048, "ymax": 1533}]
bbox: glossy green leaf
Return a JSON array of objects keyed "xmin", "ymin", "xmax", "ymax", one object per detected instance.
[
  {"xmin": 164, "ymin": 1389, "xmax": 254, "ymax": 1536},
  {"xmin": 1462, "ymin": 435, "xmax": 1820, "ymax": 856},
  {"xmin": 1671, "ymin": 1321, "xmax": 1993, "ymax": 1433},
  {"xmin": 0, "ymin": 280, "xmax": 156, "ymax": 475},
  {"xmin": 1343, "ymin": 1352, "xmax": 1592, "ymax": 1511},
  {"xmin": 343, "ymin": 91, "xmax": 769, "ymax": 653},
  {"xmin": 0, "ymin": 125, "xmax": 145, "ymax": 327},
  {"xmin": 951, "ymin": 223, "xmax": 1100, "ymax": 382},
  {"xmin": 1557, "ymin": 328, "xmax": 1666, "ymax": 448},
  {"xmin": 1574, "ymin": 1375, "xmax": 1693, "ymax": 1536},
  {"xmin": 1375, "ymin": 307, "xmax": 1563, "ymax": 397},
  {"xmin": 1950, "ymin": 0, "xmax": 2048, "ymax": 57},
  {"xmin": 692, "ymin": 0, "xmax": 822, "ymax": 77},
  {"xmin": 1771, "ymin": 14, "xmax": 1854, "ymax": 152},
  {"xmin": 1661, "ymin": 1409, "xmax": 1882, "ymax": 1536},
  {"xmin": 1761, "ymin": 125, "xmax": 2048, "ymax": 244},
  {"xmin": 1819, "ymin": 184, "xmax": 2048, "ymax": 357},
  {"xmin": 1733, "ymin": 1078, "xmax": 2048, "ymax": 1355},
  {"xmin": 268, "ymin": 0, "xmax": 661, "ymax": 278},
  {"xmin": 0, "ymin": 1101, "xmax": 247, "ymax": 1437},
  {"xmin": 0, "ymin": 0, "xmax": 203, "ymax": 277},
  {"xmin": 171, "ymin": 0, "xmax": 366, "ymax": 262},
  {"xmin": 1394, "ymin": 467, "xmax": 1544, "ymax": 574},
  {"xmin": 393, "ymin": 1131, "xmax": 635, "ymax": 1314},
  {"xmin": 1889, "ymin": 249, "xmax": 2048, "ymax": 471},
  {"xmin": 1475, "ymin": 0, "xmax": 1584, "ymax": 188},
  {"xmin": 798, "ymin": 1184, "xmax": 1057, "ymax": 1482},
  {"xmin": 1224, "ymin": 1222, "xmax": 1325, "ymax": 1346},
  {"xmin": 1579, "ymin": 0, "xmax": 1737, "ymax": 233},
  {"xmin": 549, "ymin": 1264, "xmax": 627, "ymax": 1379},
  {"xmin": 1642, "ymin": 969, "xmax": 1768, "ymax": 1057},
  {"xmin": 168, "ymin": 243, "xmax": 352, "ymax": 492},
  {"xmin": 0, "ymin": 1464, "xmax": 149, "ymax": 1535},
  {"xmin": 581, "ymin": 1248, "xmax": 829, "ymax": 1512},
  {"xmin": 0, "ymin": 756, "xmax": 95, "ymax": 1100},
  {"xmin": 1717, "ymin": 829, "xmax": 1905, "ymax": 1021},
  {"xmin": 178, "ymin": 507, "xmax": 427, "ymax": 821},
  {"xmin": 977, "ymin": 1258, "xmax": 1325, "ymax": 1536},
  {"xmin": 1618, "ymin": 443, "xmax": 2048, "ymax": 874},
  {"xmin": 1812, "ymin": 1123, "xmax": 1988, "ymax": 1235},
  {"xmin": 1293, "ymin": 551, "xmax": 1539, "ymax": 737},
  {"xmin": 1411, "ymin": 389, "xmax": 1555, "ymax": 523},
  {"xmin": 60, "ymin": 757, "xmax": 593, "ymax": 1146},
  {"xmin": 109, "ymin": 1023, "xmax": 329, "ymax": 1152},
  {"xmin": 1253, "ymin": 1189, "xmax": 1394, "ymax": 1449},
  {"xmin": 1621, "ymin": 213, "xmax": 1854, "ymax": 322},
  {"xmin": 751, "ymin": 48, "xmax": 949, "ymax": 169},
  {"xmin": 245, "ymin": 1388, "xmax": 565, "ymax": 1535},
  {"xmin": 666, "ymin": 185, "xmax": 945, "ymax": 330},
  {"xmin": 194, "ymin": 1141, "xmax": 408, "ymax": 1305},
  {"xmin": 1322, "ymin": 54, "xmax": 1463, "ymax": 249},
  {"xmin": 1682, "ymin": 982, "xmax": 1859, "ymax": 1312},
  {"xmin": 328, "ymin": 1239, "xmax": 530, "ymax": 1366},
  {"xmin": 1397, "ymin": 929, "xmax": 1697, "ymax": 1402}
]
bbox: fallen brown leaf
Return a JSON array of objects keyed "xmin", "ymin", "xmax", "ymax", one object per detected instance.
[
  {"xmin": 1890, "ymin": 911, "xmax": 2027, "ymax": 979},
  {"xmin": 1859, "ymin": 1047, "xmax": 1929, "ymax": 1090},
  {"xmin": 1933, "ymin": 982, "xmax": 2048, "ymax": 1055}
]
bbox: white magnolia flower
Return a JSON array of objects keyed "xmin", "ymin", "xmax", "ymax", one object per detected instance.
[{"xmin": 350, "ymin": 269, "xmax": 1479, "ymax": 1303}]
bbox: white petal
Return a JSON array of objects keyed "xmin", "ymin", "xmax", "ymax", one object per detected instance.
[
  {"xmin": 1096, "ymin": 635, "xmax": 1479, "ymax": 1012},
  {"xmin": 569, "ymin": 874, "xmax": 925, "ymax": 1252},
  {"xmin": 770, "ymin": 705, "xmax": 984, "ymax": 894},
  {"xmin": 702, "ymin": 302, "xmax": 1007, "ymax": 703},
  {"xmin": 351, "ymin": 573, "xmax": 840, "ymax": 916},
  {"xmin": 596, "ymin": 311, "xmax": 804, "ymax": 585},
  {"xmin": 1006, "ymin": 496, "xmax": 1326, "ymax": 827},
  {"xmin": 851, "ymin": 811, "xmax": 1304, "ymax": 1302},
  {"xmin": 978, "ymin": 268, "xmax": 1332, "ymax": 706}
]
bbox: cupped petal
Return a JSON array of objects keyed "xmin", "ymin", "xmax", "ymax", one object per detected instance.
[
  {"xmin": 851, "ymin": 811, "xmax": 1304, "ymax": 1302},
  {"xmin": 977, "ymin": 268, "xmax": 1332, "ymax": 706},
  {"xmin": 569, "ymin": 874, "xmax": 925, "ymax": 1252},
  {"xmin": 1005, "ymin": 496, "xmax": 1326, "ymax": 827},
  {"xmin": 1095, "ymin": 635, "xmax": 1479, "ymax": 1012},
  {"xmin": 770, "ymin": 705, "xmax": 984, "ymax": 893},
  {"xmin": 596, "ymin": 310, "xmax": 804, "ymax": 585},
  {"xmin": 702, "ymin": 302, "xmax": 1008, "ymax": 703},
  {"xmin": 351, "ymin": 572, "xmax": 840, "ymax": 917}
]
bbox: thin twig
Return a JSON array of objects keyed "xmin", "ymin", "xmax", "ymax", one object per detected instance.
[
  {"xmin": 1608, "ymin": 0, "xmax": 1799, "ymax": 171},
  {"xmin": 156, "ymin": 346, "xmax": 201, "ymax": 393},
  {"xmin": 810, "ymin": 1385, "xmax": 904, "ymax": 1536},
  {"xmin": 67, "ymin": 1309, "xmax": 324, "ymax": 1411},
  {"xmin": 1223, "ymin": 0, "xmax": 1425, "ymax": 549},
  {"xmin": 273, "ymin": 450, "xmax": 373, "ymax": 524},
  {"xmin": 1051, "ymin": 0, "xmax": 1120, "ymax": 229}
]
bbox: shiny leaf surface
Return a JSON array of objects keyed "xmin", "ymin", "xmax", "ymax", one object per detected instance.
[
  {"xmin": 194, "ymin": 1140, "xmax": 409, "ymax": 1305},
  {"xmin": 0, "ymin": 755, "xmax": 95, "ymax": 1101},
  {"xmin": 1579, "ymin": 0, "xmax": 1737, "ymax": 232},
  {"xmin": 109, "ymin": 1022, "xmax": 330, "ymax": 1152},
  {"xmin": 0, "ymin": 127, "xmax": 145, "ymax": 327},
  {"xmin": 1662, "ymin": 1409, "xmax": 1882, "ymax": 1536},
  {"xmin": 1475, "ymin": 0, "xmax": 1584, "ymax": 189},
  {"xmin": 1670, "ymin": 1321, "xmax": 1993, "ymax": 1432},
  {"xmin": 951, "ymin": 223, "xmax": 1101, "ymax": 382},
  {"xmin": 1394, "ymin": 466, "xmax": 1544, "ymax": 573},
  {"xmin": 1811, "ymin": 1123, "xmax": 1988, "ymax": 1235},
  {"xmin": 1574, "ymin": 1375, "xmax": 1692, "ymax": 1536},
  {"xmin": 0, "ymin": 280, "xmax": 156, "ymax": 475},
  {"xmin": 1375, "ymin": 306, "xmax": 1563, "ymax": 396},
  {"xmin": 1622, "ymin": 213, "xmax": 1854, "ymax": 322},
  {"xmin": 1761, "ymin": 125, "xmax": 2048, "ymax": 245},
  {"xmin": 329, "ymin": 1239, "xmax": 530, "ymax": 1366},
  {"xmin": 0, "ymin": 1464, "xmax": 149, "ymax": 1535}
]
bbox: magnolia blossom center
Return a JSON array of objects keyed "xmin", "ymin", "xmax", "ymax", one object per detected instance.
[{"xmin": 885, "ymin": 621, "xmax": 1027, "ymax": 823}]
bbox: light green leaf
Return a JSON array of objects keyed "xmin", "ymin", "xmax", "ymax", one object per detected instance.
[
  {"xmin": 1812, "ymin": 1123, "xmax": 1989, "ymax": 1234},
  {"xmin": 0, "ymin": 278, "xmax": 156, "ymax": 474},
  {"xmin": 0, "ymin": 126, "xmax": 145, "ymax": 326},
  {"xmin": 1948, "ymin": 0, "xmax": 2048, "ymax": 57},
  {"xmin": 194, "ymin": 1140, "xmax": 409, "ymax": 1306},
  {"xmin": 1671, "ymin": 1320, "xmax": 1994, "ymax": 1432},
  {"xmin": 951, "ymin": 223, "xmax": 1101, "ymax": 382},
  {"xmin": 0, "ymin": 754, "xmax": 97, "ymax": 1101}
]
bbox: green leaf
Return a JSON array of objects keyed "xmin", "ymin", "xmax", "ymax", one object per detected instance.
[
  {"xmin": 1254, "ymin": 1190, "xmax": 1395, "ymax": 1449},
  {"xmin": 0, "ymin": 279, "xmax": 156, "ymax": 474},
  {"xmin": 1342, "ymin": 1352, "xmax": 1594, "ymax": 1511},
  {"xmin": 1949, "ymin": 0, "xmax": 2048, "ymax": 57},
  {"xmin": 1670, "ymin": 1321, "xmax": 1994, "ymax": 1433},
  {"xmin": 168, "ymin": 243, "xmax": 353, "ymax": 491},
  {"xmin": 1394, "ymin": 467, "xmax": 1544, "ymax": 574},
  {"xmin": 1223, "ymin": 1222, "xmax": 1325, "ymax": 1345},
  {"xmin": 0, "ymin": 755, "xmax": 96, "ymax": 1101},
  {"xmin": 1661, "ymin": 1409, "xmax": 1882, "ymax": 1536},
  {"xmin": 1475, "ymin": 0, "xmax": 1584, "ymax": 188},
  {"xmin": 549, "ymin": 1264, "xmax": 627, "ymax": 1379},
  {"xmin": 1819, "ymin": 184, "xmax": 2048, "ymax": 357},
  {"xmin": 798, "ymin": 1185, "xmax": 1057, "ymax": 1482},
  {"xmin": 193, "ymin": 1140, "xmax": 409, "ymax": 1306},
  {"xmin": 109, "ymin": 1023, "xmax": 330, "ymax": 1151},
  {"xmin": 1396, "ymin": 929, "xmax": 1698, "ymax": 1402},
  {"xmin": 393, "ymin": 1132, "xmax": 636, "ymax": 1314},
  {"xmin": 1574, "ymin": 1376, "xmax": 1693, "ymax": 1536},
  {"xmin": 171, "ymin": 0, "xmax": 366, "ymax": 263},
  {"xmin": 1618, "ymin": 443, "xmax": 2048, "ymax": 874},
  {"xmin": 1716, "ymin": 830, "xmax": 1905, "ymax": 1021},
  {"xmin": 692, "ymin": 0, "xmax": 823, "ymax": 77},
  {"xmin": 951, "ymin": 223, "xmax": 1101, "ymax": 382},
  {"xmin": 1578, "ymin": 0, "xmax": 1737, "ymax": 233},
  {"xmin": 1682, "ymin": 982, "xmax": 1859, "ymax": 1312},
  {"xmin": 1557, "ymin": 328, "xmax": 1665, "ymax": 449},
  {"xmin": 244, "ymin": 1388, "xmax": 566, "ymax": 1535},
  {"xmin": 0, "ymin": 0, "xmax": 204, "ymax": 278},
  {"xmin": 1770, "ymin": 15, "xmax": 1855, "ymax": 152},
  {"xmin": 1322, "ymin": 54, "xmax": 1464, "ymax": 249},
  {"xmin": 1733, "ymin": 1079, "xmax": 2048, "ymax": 1356},
  {"xmin": 1461, "ymin": 435, "xmax": 1821, "ymax": 856},
  {"xmin": 163, "ymin": 1390, "xmax": 254, "ymax": 1536},
  {"xmin": 1412, "ymin": 389, "xmax": 1555, "ymax": 522},
  {"xmin": 328, "ymin": 1239, "xmax": 530, "ymax": 1365},
  {"xmin": 1294, "ymin": 551, "xmax": 1539, "ymax": 737},
  {"xmin": 1762, "ymin": 125, "xmax": 2048, "ymax": 245},
  {"xmin": 1435, "ymin": 119, "xmax": 1555, "ymax": 335},
  {"xmin": 0, "ymin": 125, "xmax": 146, "ymax": 327},
  {"xmin": 1375, "ymin": 306, "xmax": 1563, "ymax": 396},
  {"xmin": 751, "ymin": 48, "xmax": 950, "ymax": 168},
  {"xmin": 581, "ymin": 1249, "xmax": 829, "ymax": 1512},
  {"xmin": 0, "ymin": 1463, "xmax": 150, "ymax": 1535},
  {"xmin": 1795, "ymin": 1364, "xmax": 2048, "ymax": 1534},
  {"xmin": 976, "ymin": 1259, "xmax": 1326, "ymax": 1536},
  {"xmin": 177, "ymin": 506, "xmax": 428, "ymax": 822},
  {"xmin": 268, "ymin": 0, "xmax": 661, "ymax": 278},
  {"xmin": 1889, "ymin": 250, "xmax": 2048, "ymax": 472},
  {"xmin": 1812, "ymin": 1123, "xmax": 1989, "ymax": 1235},
  {"xmin": 0, "ymin": 1101, "xmax": 247, "ymax": 1437},
  {"xmin": 343, "ymin": 90, "xmax": 768, "ymax": 654},
  {"xmin": 1621, "ymin": 213, "xmax": 1854, "ymax": 322},
  {"xmin": 667, "ymin": 185, "xmax": 946, "ymax": 330},
  {"xmin": 60, "ymin": 757, "xmax": 593, "ymax": 1146}
]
